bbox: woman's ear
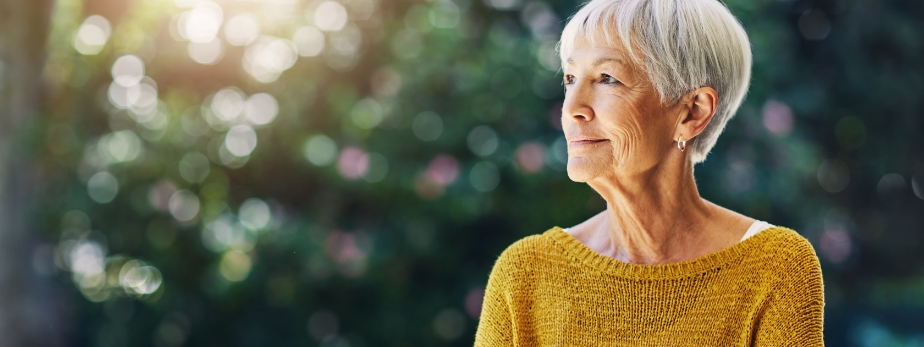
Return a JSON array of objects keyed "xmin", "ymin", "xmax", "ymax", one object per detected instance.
[{"xmin": 676, "ymin": 87, "xmax": 718, "ymax": 140}]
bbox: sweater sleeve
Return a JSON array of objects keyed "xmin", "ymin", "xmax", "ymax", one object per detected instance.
[
  {"xmin": 752, "ymin": 237, "xmax": 825, "ymax": 346},
  {"xmin": 473, "ymin": 250, "xmax": 515, "ymax": 347}
]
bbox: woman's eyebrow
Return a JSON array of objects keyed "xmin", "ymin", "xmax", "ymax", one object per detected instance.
[
  {"xmin": 565, "ymin": 57, "xmax": 625, "ymax": 67},
  {"xmin": 592, "ymin": 57, "xmax": 624, "ymax": 67}
]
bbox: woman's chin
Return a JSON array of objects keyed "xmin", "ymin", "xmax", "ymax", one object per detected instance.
[{"xmin": 565, "ymin": 161, "xmax": 600, "ymax": 182}]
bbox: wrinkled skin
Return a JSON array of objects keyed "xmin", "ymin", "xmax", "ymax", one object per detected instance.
[
  {"xmin": 561, "ymin": 44, "xmax": 676, "ymax": 182},
  {"xmin": 560, "ymin": 35, "xmax": 755, "ymax": 265}
]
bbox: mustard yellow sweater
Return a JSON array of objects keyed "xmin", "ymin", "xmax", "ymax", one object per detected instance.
[{"xmin": 474, "ymin": 226, "xmax": 825, "ymax": 346}]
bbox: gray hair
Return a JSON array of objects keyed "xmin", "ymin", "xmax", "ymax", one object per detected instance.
[{"xmin": 558, "ymin": 0, "xmax": 752, "ymax": 164}]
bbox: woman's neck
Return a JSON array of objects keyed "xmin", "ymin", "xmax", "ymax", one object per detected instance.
[{"xmin": 582, "ymin": 156, "xmax": 731, "ymax": 265}]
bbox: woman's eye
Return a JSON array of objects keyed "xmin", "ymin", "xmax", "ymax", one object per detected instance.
[
  {"xmin": 563, "ymin": 75, "xmax": 575, "ymax": 85},
  {"xmin": 601, "ymin": 74, "xmax": 619, "ymax": 84}
]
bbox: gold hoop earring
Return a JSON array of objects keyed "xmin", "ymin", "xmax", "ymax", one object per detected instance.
[{"xmin": 677, "ymin": 136, "xmax": 686, "ymax": 152}]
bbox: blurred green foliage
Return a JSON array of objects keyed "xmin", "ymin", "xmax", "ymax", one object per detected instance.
[{"xmin": 29, "ymin": 0, "xmax": 924, "ymax": 346}]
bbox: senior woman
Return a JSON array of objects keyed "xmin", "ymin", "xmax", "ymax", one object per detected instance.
[{"xmin": 474, "ymin": 0, "xmax": 824, "ymax": 346}]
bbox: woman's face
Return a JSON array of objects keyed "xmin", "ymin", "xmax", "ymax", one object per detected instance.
[{"xmin": 561, "ymin": 37, "xmax": 682, "ymax": 183}]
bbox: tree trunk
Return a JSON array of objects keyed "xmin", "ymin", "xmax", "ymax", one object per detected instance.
[{"xmin": 0, "ymin": 0, "xmax": 69, "ymax": 346}]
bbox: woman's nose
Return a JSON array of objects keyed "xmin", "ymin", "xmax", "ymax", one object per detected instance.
[{"xmin": 561, "ymin": 85, "xmax": 594, "ymax": 122}]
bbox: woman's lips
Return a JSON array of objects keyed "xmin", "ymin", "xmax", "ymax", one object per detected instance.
[{"xmin": 569, "ymin": 139, "xmax": 608, "ymax": 147}]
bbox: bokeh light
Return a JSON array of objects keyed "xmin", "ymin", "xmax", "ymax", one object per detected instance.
[
  {"xmin": 128, "ymin": 80, "xmax": 159, "ymax": 116},
  {"xmin": 243, "ymin": 93, "xmax": 279, "ymax": 125},
  {"xmin": 243, "ymin": 36, "xmax": 298, "ymax": 83},
  {"xmin": 73, "ymin": 15, "xmax": 111, "ymax": 55},
  {"xmin": 370, "ymin": 67, "xmax": 402, "ymax": 97},
  {"xmin": 52, "ymin": 232, "xmax": 163, "ymax": 302},
  {"xmin": 391, "ymin": 29, "xmax": 423, "ymax": 59},
  {"xmin": 464, "ymin": 287, "xmax": 485, "ymax": 319},
  {"xmin": 303, "ymin": 134, "xmax": 338, "ymax": 166},
  {"xmin": 428, "ymin": 0, "xmax": 460, "ymax": 29},
  {"xmin": 724, "ymin": 160, "xmax": 757, "ymax": 193},
  {"xmin": 97, "ymin": 130, "xmax": 143, "ymax": 164},
  {"xmin": 536, "ymin": 40, "xmax": 560, "ymax": 71},
  {"xmin": 211, "ymin": 87, "xmax": 245, "ymax": 122},
  {"xmin": 467, "ymin": 126, "xmax": 499, "ymax": 157},
  {"xmin": 239, "ymin": 198, "xmax": 271, "ymax": 231},
  {"xmin": 168, "ymin": 190, "xmax": 200, "ymax": 222},
  {"xmin": 156, "ymin": 319, "xmax": 187, "ymax": 346},
  {"xmin": 325, "ymin": 23, "xmax": 362, "ymax": 70},
  {"xmin": 180, "ymin": 1, "xmax": 224, "ymax": 43},
  {"xmin": 877, "ymin": 173, "xmax": 906, "ymax": 206},
  {"xmin": 119, "ymin": 259, "xmax": 163, "ymax": 296},
  {"xmin": 820, "ymin": 227, "xmax": 851, "ymax": 264},
  {"xmin": 148, "ymin": 180, "xmax": 178, "ymax": 213},
  {"xmin": 762, "ymin": 100, "xmax": 793, "ymax": 136},
  {"xmin": 293, "ymin": 26, "xmax": 325, "ymax": 57},
  {"xmin": 69, "ymin": 240, "xmax": 105, "ymax": 285},
  {"xmin": 312, "ymin": 1, "xmax": 348, "ymax": 32},
  {"xmin": 485, "ymin": 0, "xmax": 520, "ymax": 10},
  {"xmin": 224, "ymin": 124, "xmax": 258, "ymax": 157},
  {"xmin": 325, "ymin": 231, "xmax": 369, "ymax": 278},
  {"xmin": 188, "ymin": 38, "xmax": 224, "ymax": 65},
  {"xmin": 817, "ymin": 159, "xmax": 850, "ymax": 193},
  {"xmin": 412, "ymin": 111, "xmax": 443, "ymax": 141},
  {"xmin": 522, "ymin": 2, "xmax": 560, "ymax": 39},
  {"xmin": 798, "ymin": 9, "xmax": 831, "ymax": 41},
  {"xmin": 913, "ymin": 172, "xmax": 924, "ymax": 200},
  {"xmin": 470, "ymin": 162, "xmax": 500, "ymax": 192},
  {"xmin": 307, "ymin": 310, "xmax": 339, "ymax": 341},
  {"xmin": 219, "ymin": 250, "xmax": 252, "ymax": 282},
  {"xmin": 178, "ymin": 152, "xmax": 211, "ymax": 183},
  {"xmin": 224, "ymin": 13, "xmax": 260, "ymax": 46},
  {"xmin": 108, "ymin": 78, "xmax": 158, "ymax": 113},
  {"xmin": 432, "ymin": 308, "xmax": 465, "ymax": 341},
  {"xmin": 202, "ymin": 213, "xmax": 255, "ymax": 253},
  {"xmin": 337, "ymin": 147, "xmax": 369, "ymax": 180},
  {"xmin": 362, "ymin": 152, "xmax": 388, "ymax": 183},
  {"xmin": 426, "ymin": 155, "xmax": 459, "ymax": 187},
  {"xmin": 111, "ymin": 55, "xmax": 145, "ymax": 87},
  {"xmin": 515, "ymin": 142, "xmax": 545, "ymax": 173},
  {"xmin": 87, "ymin": 172, "xmax": 119, "ymax": 203},
  {"xmin": 173, "ymin": 0, "xmax": 201, "ymax": 8},
  {"xmin": 350, "ymin": 98, "xmax": 383, "ymax": 129}
]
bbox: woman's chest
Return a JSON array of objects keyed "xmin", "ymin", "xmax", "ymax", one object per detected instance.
[{"xmin": 513, "ymin": 268, "xmax": 773, "ymax": 346}]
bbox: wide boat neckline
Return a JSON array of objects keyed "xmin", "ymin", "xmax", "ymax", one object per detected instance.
[{"xmin": 544, "ymin": 225, "xmax": 784, "ymax": 279}]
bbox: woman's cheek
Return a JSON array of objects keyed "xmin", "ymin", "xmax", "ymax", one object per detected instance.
[{"xmin": 607, "ymin": 126, "xmax": 635, "ymax": 169}]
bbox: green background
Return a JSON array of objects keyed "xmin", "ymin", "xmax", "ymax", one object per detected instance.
[{"xmin": 5, "ymin": 0, "xmax": 923, "ymax": 345}]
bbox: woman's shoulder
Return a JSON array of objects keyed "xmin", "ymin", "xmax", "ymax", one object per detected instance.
[
  {"xmin": 751, "ymin": 226, "xmax": 824, "ymax": 304},
  {"xmin": 757, "ymin": 226, "xmax": 819, "ymax": 259},
  {"xmin": 489, "ymin": 228, "xmax": 564, "ymax": 275},
  {"xmin": 749, "ymin": 226, "xmax": 822, "ymax": 277},
  {"xmin": 496, "ymin": 228, "xmax": 561, "ymax": 262}
]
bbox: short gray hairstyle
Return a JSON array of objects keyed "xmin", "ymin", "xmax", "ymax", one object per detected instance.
[{"xmin": 558, "ymin": 0, "xmax": 752, "ymax": 164}]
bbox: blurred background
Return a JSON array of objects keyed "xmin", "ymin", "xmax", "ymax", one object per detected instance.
[{"xmin": 0, "ymin": 0, "xmax": 921, "ymax": 345}]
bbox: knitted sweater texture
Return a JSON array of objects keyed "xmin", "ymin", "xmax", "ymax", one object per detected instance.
[{"xmin": 474, "ymin": 226, "xmax": 825, "ymax": 346}]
